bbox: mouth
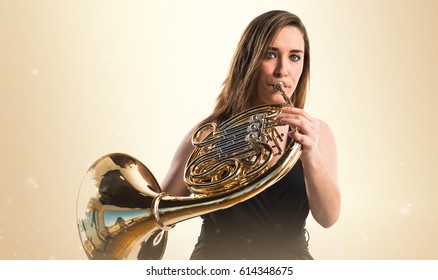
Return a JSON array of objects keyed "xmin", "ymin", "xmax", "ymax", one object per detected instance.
[
  {"xmin": 271, "ymin": 82, "xmax": 291, "ymax": 94},
  {"xmin": 271, "ymin": 82, "xmax": 290, "ymax": 89},
  {"xmin": 273, "ymin": 82, "xmax": 286, "ymax": 92},
  {"xmin": 270, "ymin": 82, "xmax": 293, "ymax": 104}
]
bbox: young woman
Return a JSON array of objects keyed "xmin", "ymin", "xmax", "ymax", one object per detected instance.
[{"xmin": 160, "ymin": 10, "xmax": 340, "ymax": 259}]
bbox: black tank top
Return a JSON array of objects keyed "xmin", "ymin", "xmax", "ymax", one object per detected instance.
[{"xmin": 190, "ymin": 160, "xmax": 312, "ymax": 260}]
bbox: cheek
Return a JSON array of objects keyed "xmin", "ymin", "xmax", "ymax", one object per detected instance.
[
  {"xmin": 256, "ymin": 66, "xmax": 269, "ymax": 85},
  {"xmin": 259, "ymin": 62, "xmax": 275, "ymax": 77},
  {"xmin": 298, "ymin": 61, "xmax": 305, "ymax": 75},
  {"xmin": 291, "ymin": 64, "xmax": 304, "ymax": 80}
]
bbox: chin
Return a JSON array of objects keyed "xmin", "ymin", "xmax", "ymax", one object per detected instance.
[
  {"xmin": 271, "ymin": 95, "xmax": 287, "ymax": 104},
  {"xmin": 253, "ymin": 92, "xmax": 285, "ymax": 106}
]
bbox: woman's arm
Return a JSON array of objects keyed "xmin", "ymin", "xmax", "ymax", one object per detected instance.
[
  {"xmin": 160, "ymin": 128, "xmax": 197, "ymax": 197},
  {"xmin": 278, "ymin": 107, "xmax": 341, "ymax": 228}
]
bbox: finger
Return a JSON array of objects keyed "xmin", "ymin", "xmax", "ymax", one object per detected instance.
[
  {"xmin": 281, "ymin": 107, "xmax": 314, "ymax": 121},
  {"xmin": 288, "ymin": 130, "xmax": 308, "ymax": 145},
  {"xmin": 281, "ymin": 106, "xmax": 303, "ymax": 115},
  {"xmin": 278, "ymin": 116, "xmax": 311, "ymax": 135}
]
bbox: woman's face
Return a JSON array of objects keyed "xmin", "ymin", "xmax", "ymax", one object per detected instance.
[{"xmin": 253, "ymin": 26, "xmax": 305, "ymax": 106}]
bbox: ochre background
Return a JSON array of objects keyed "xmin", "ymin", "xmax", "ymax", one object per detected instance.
[{"xmin": 1, "ymin": 0, "xmax": 437, "ymax": 259}]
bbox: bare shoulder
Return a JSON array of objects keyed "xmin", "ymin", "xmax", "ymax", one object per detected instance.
[
  {"xmin": 317, "ymin": 119, "xmax": 336, "ymax": 144},
  {"xmin": 174, "ymin": 121, "xmax": 210, "ymax": 157},
  {"xmin": 316, "ymin": 118, "xmax": 338, "ymax": 160},
  {"xmin": 316, "ymin": 118, "xmax": 338, "ymax": 184},
  {"xmin": 174, "ymin": 126, "xmax": 197, "ymax": 156}
]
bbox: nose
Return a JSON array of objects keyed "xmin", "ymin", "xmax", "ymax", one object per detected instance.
[{"xmin": 274, "ymin": 57, "xmax": 288, "ymax": 78}]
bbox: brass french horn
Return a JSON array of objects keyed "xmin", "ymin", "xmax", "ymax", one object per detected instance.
[{"xmin": 76, "ymin": 82, "xmax": 302, "ymax": 259}]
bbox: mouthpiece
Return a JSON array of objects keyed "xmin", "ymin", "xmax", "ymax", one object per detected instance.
[
  {"xmin": 273, "ymin": 82, "xmax": 292, "ymax": 105},
  {"xmin": 273, "ymin": 82, "xmax": 285, "ymax": 92}
]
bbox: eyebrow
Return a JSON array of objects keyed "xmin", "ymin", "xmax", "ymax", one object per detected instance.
[{"xmin": 268, "ymin": 47, "xmax": 304, "ymax": 53}]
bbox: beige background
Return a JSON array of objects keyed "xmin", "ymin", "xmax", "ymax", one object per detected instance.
[{"xmin": 1, "ymin": 0, "xmax": 437, "ymax": 260}]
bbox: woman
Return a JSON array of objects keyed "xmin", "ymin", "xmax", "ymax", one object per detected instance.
[{"xmin": 161, "ymin": 10, "xmax": 340, "ymax": 259}]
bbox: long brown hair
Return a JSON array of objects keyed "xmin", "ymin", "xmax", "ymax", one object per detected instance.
[{"xmin": 204, "ymin": 10, "xmax": 310, "ymax": 125}]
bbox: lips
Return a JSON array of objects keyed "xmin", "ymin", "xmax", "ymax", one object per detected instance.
[{"xmin": 270, "ymin": 82, "xmax": 290, "ymax": 88}]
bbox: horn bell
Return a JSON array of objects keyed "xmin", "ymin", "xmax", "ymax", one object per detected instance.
[{"xmin": 76, "ymin": 153, "xmax": 168, "ymax": 260}]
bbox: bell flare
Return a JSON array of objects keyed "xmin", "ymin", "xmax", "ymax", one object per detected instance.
[{"xmin": 76, "ymin": 153, "xmax": 167, "ymax": 260}]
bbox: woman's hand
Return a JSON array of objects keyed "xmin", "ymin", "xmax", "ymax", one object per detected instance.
[
  {"xmin": 277, "ymin": 106, "xmax": 341, "ymax": 228},
  {"xmin": 277, "ymin": 107, "xmax": 321, "ymax": 163}
]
